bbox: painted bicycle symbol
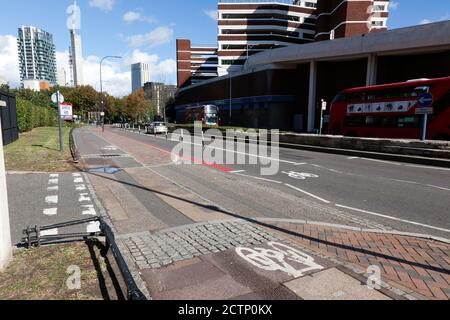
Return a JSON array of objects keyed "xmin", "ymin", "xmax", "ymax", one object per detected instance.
[
  {"xmin": 236, "ymin": 242, "xmax": 323, "ymax": 278},
  {"xmin": 282, "ymin": 171, "xmax": 319, "ymax": 180}
]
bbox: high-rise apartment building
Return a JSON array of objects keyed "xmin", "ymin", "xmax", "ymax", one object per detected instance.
[
  {"xmin": 70, "ymin": 29, "xmax": 84, "ymax": 86},
  {"xmin": 17, "ymin": 26, "xmax": 57, "ymax": 87},
  {"xmin": 132, "ymin": 63, "xmax": 151, "ymax": 92},
  {"xmin": 177, "ymin": 0, "xmax": 389, "ymax": 84}
]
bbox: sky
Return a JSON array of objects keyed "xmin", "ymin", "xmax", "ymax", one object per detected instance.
[{"xmin": 0, "ymin": 0, "xmax": 449, "ymax": 97}]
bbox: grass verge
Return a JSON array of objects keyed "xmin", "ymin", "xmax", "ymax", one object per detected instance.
[
  {"xmin": 3, "ymin": 126, "xmax": 77, "ymax": 172},
  {"xmin": 0, "ymin": 241, "xmax": 121, "ymax": 300}
]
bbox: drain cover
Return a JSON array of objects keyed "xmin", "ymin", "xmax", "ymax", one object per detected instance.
[
  {"xmin": 100, "ymin": 154, "xmax": 122, "ymax": 158},
  {"xmin": 88, "ymin": 167, "xmax": 122, "ymax": 174}
]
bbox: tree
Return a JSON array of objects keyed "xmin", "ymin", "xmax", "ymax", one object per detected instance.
[
  {"xmin": 120, "ymin": 89, "xmax": 156, "ymax": 124},
  {"xmin": 64, "ymin": 85, "xmax": 99, "ymax": 116}
]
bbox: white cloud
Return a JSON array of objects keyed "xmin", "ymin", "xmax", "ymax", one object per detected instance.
[
  {"xmin": 89, "ymin": 0, "xmax": 115, "ymax": 12},
  {"xmin": 419, "ymin": 19, "xmax": 432, "ymax": 25},
  {"xmin": 388, "ymin": 1, "xmax": 399, "ymax": 10},
  {"xmin": 125, "ymin": 26, "xmax": 174, "ymax": 48},
  {"xmin": 418, "ymin": 13, "xmax": 450, "ymax": 25},
  {"xmin": 204, "ymin": 10, "xmax": 218, "ymax": 21},
  {"xmin": 0, "ymin": 33, "xmax": 175, "ymax": 97},
  {"xmin": 0, "ymin": 35, "xmax": 20, "ymax": 88},
  {"xmin": 56, "ymin": 49, "xmax": 176, "ymax": 97},
  {"xmin": 123, "ymin": 11, "xmax": 157, "ymax": 24}
]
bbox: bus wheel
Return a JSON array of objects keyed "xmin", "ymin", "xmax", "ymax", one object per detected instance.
[{"xmin": 433, "ymin": 134, "xmax": 450, "ymax": 141}]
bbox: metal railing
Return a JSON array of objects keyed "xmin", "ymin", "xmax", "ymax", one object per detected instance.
[{"xmin": 23, "ymin": 216, "xmax": 147, "ymax": 300}]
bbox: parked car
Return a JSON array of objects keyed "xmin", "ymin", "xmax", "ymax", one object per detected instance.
[{"xmin": 147, "ymin": 122, "xmax": 168, "ymax": 134}]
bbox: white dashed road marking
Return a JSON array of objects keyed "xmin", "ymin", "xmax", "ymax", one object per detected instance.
[
  {"xmin": 78, "ymin": 193, "xmax": 91, "ymax": 202},
  {"xmin": 43, "ymin": 208, "xmax": 58, "ymax": 216},
  {"xmin": 74, "ymin": 177, "xmax": 84, "ymax": 184},
  {"xmin": 234, "ymin": 173, "xmax": 283, "ymax": 184},
  {"xmin": 40, "ymin": 228, "xmax": 58, "ymax": 236},
  {"xmin": 45, "ymin": 195, "xmax": 58, "ymax": 205},
  {"xmin": 285, "ymin": 184, "xmax": 331, "ymax": 204},
  {"xmin": 75, "ymin": 184, "xmax": 87, "ymax": 191},
  {"xmin": 335, "ymin": 204, "xmax": 450, "ymax": 233},
  {"xmin": 48, "ymin": 179, "xmax": 58, "ymax": 185},
  {"xmin": 81, "ymin": 205, "xmax": 97, "ymax": 216},
  {"xmin": 87, "ymin": 221, "xmax": 101, "ymax": 233},
  {"xmin": 47, "ymin": 186, "xmax": 59, "ymax": 191}
]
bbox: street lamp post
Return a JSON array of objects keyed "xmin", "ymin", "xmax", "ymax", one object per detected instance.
[
  {"xmin": 217, "ymin": 66, "xmax": 233, "ymax": 125},
  {"xmin": 99, "ymin": 56, "xmax": 122, "ymax": 132}
]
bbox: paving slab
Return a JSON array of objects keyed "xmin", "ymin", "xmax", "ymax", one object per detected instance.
[{"xmin": 284, "ymin": 268, "xmax": 390, "ymax": 300}]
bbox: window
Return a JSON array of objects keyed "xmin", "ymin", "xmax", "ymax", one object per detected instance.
[
  {"xmin": 345, "ymin": 116, "xmax": 421, "ymax": 128},
  {"xmin": 336, "ymin": 85, "xmax": 432, "ymax": 103},
  {"xmin": 221, "ymin": 59, "xmax": 246, "ymax": 65},
  {"xmin": 373, "ymin": 5, "xmax": 386, "ymax": 12},
  {"xmin": 304, "ymin": 2, "xmax": 317, "ymax": 8},
  {"xmin": 372, "ymin": 20, "xmax": 384, "ymax": 27}
]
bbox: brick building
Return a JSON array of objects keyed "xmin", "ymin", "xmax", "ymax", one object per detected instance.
[{"xmin": 177, "ymin": 0, "xmax": 389, "ymax": 87}]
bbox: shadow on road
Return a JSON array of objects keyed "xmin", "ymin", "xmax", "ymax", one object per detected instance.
[
  {"xmin": 86, "ymin": 170, "xmax": 450, "ymax": 276},
  {"xmin": 86, "ymin": 239, "xmax": 126, "ymax": 301}
]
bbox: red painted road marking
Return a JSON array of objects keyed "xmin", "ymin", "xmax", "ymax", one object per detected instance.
[{"xmin": 108, "ymin": 130, "xmax": 233, "ymax": 173}]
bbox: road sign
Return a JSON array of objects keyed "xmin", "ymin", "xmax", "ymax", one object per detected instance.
[
  {"xmin": 60, "ymin": 104, "xmax": 73, "ymax": 121},
  {"xmin": 0, "ymin": 100, "xmax": 6, "ymax": 107},
  {"xmin": 415, "ymin": 107, "xmax": 434, "ymax": 115},
  {"xmin": 417, "ymin": 93, "xmax": 433, "ymax": 108},
  {"xmin": 51, "ymin": 92, "xmax": 64, "ymax": 104}
]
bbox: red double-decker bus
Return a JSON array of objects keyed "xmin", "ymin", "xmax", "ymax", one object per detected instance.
[
  {"xmin": 184, "ymin": 105, "xmax": 219, "ymax": 126},
  {"xmin": 329, "ymin": 77, "xmax": 450, "ymax": 140}
]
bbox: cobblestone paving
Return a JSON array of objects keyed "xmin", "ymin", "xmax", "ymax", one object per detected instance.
[{"xmin": 123, "ymin": 220, "xmax": 281, "ymax": 269}]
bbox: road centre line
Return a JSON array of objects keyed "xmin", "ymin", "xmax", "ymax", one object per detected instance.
[
  {"xmin": 389, "ymin": 179, "xmax": 419, "ymax": 185},
  {"xmin": 405, "ymin": 164, "xmax": 450, "ymax": 171},
  {"xmin": 285, "ymin": 184, "xmax": 331, "ymax": 204},
  {"xmin": 426, "ymin": 184, "xmax": 450, "ymax": 192},
  {"xmin": 234, "ymin": 173, "xmax": 283, "ymax": 184},
  {"xmin": 335, "ymin": 204, "xmax": 450, "ymax": 233},
  {"xmin": 230, "ymin": 170, "xmax": 246, "ymax": 174},
  {"xmin": 359, "ymin": 158, "xmax": 402, "ymax": 166}
]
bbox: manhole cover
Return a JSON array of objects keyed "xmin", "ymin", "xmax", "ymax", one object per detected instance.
[{"xmin": 88, "ymin": 167, "xmax": 122, "ymax": 174}]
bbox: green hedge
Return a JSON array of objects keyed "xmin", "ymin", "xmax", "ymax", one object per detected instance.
[{"xmin": 16, "ymin": 97, "xmax": 58, "ymax": 133}]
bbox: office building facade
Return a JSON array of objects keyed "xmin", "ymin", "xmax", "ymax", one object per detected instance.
[
  {"xmin": 17, "ymin": 26, "xmax": 57, "ymax": 87},
  {"xmin": 176, "ymin": 39, "xmax": 218, "ymax": 88},
  {"xmin": 132, "ymin": 63, "xmax": 151, "ymax": 92},
  {"xmin": 177, "ymin": 0, "xmax": 389, "ymax": 83}
]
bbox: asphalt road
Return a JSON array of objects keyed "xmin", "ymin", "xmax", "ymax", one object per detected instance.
[
  {"xmin": 75, "ymin": 126, "xmax": 450, "ymax": 239},
  {"xmin": 7, "ymin": 171, "xmax": 101, "ymax": 245}
]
